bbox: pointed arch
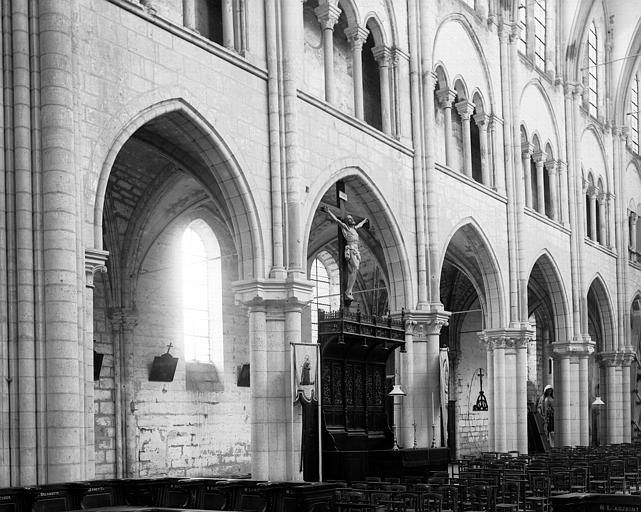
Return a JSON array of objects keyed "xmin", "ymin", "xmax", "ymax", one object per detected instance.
[
  {"xmin": 93, "ymin": 98, "xmax": 264, "ymax": 281},
  {"xmin": 587, "ymin": 275, "xmax": 616, "ymax": 352},
  {"xmin": 363, "ymin": 12, "xmax": 388, "ymax": 46},
  {"xmin": 304, "ymin": 164, "xmax": 415, "ymax": 310},
  {"xmin": 519, "ymin": 79, "xmax": 562, "ymax": 157},
  {"xmin": 440, "ymin": 218, "xmax": 506, "ymax": 329},
  {"xmin": 432, "ymin": 13, "xmax": 496, "ymax": 112},
  {"xmin": 527, "ymin": 251, "xmax": 571, "ymax": 343}
]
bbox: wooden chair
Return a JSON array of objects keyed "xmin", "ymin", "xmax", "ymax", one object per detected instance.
[
  {"xmin": 588, "ymin": 460, "xmax": 610, "ymax": 494},
  {"xmin": 463, "ymin": 484, "xmax": 496, "ymax": 512},
  {"xmin": 525, "ymin": 474, "xmax": 549, "ymax": 512},
  {"xmin": 435, "ymin": 484, "xmax": 460, "ymax": 512},
  {"xmin": 569, "ymin": 466, "xmax": 588, "ymax": 493},
  {"xmin": 608, "ymin": 458, "xmax": 627, "ymax": 494},
  {"xmin": 419, "ymin": 492, "xmax": 443, "ymax": 512},
  {"xmin": 549, "ymin": 470, "xmax": 572, "ymax": 496},
  {"xmin": 495, "ymin": 479, "xmax": 520, "ymax": 512}
]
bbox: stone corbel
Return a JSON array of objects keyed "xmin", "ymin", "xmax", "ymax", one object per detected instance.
[{"xmin": 85, "ymin": 248, "xmax": 109, "ymax": 289}]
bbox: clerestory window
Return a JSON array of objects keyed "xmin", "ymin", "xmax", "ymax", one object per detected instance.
[{"xmin": 533, "ymin": 0, "xmax": 546, "ymax": 70}]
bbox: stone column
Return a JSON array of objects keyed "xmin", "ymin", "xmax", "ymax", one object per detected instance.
[
  {"xmin": 521, "ymin": 144, "xmax": 534, "ymax": 209},
  {"xmin": 182, "ymin": 0, "xmax": 196, "ymax": 30},
  {"xmin": 473, "ymin": 113, "xmax": 491, "ymax": 186},
  {"xmin": 598, "ymin": 193, "xmax": 607, "ymax": 246},
  {"xmin": 533, "ymin": 151, "xmax": 547, "ymax": 214},
  {"xmin": 489, "ymin": 115, "xmax": 504, "ymax": 192},
  {"xmin": 455, "ymin": 100, "xmax": 475, "ymax": 178},
  {"xmin": 425, "ymin": 311, "xmax": 450, "ymax": 448},
  {"xmin": 248, "ymin": 305, "xmax": 268, "ymax": 479},
  {"xmin": 621, "ymin": 353, "xmax": 635, "ymax": 442},
  {"xmin": 607, "ymin": 193, "xmax": 615, "ymax": 249},
  {"xmin": 222, "ymin": 0, "xmax": 235, "ymax": 49},
  {"xmin": 603, "ymin": 355, "xmax": 619, "ymax": 444},
  {"xmin": 345, "ymin": 26, "xmax": 369, "ymax": 121},
  {"xmin": 480, "ymin": 328, "xmax": 533, "ymax": 453},
  {"xmin": 314, "ymin": 3, "xmax": 340, "ymax": 104},
  {"xmin": 403, "ymin": 310, "xmax": 449, "ymax": 448},
  {"xmin": 589, "ymin": 188, "xmax": 597, "ymax": 242},
  {"xmin": 282, "ymin": 303, "xmax": 303, "ymax": 481},
  {"xmin": 630, "ymin": 212, "xmax": 638, "ymax": 262},
  {"xmin": 83, "ymin": 250, "xmax": 109, "ymax": 480},
  {"xmin": 545, "ymin": 160, "xmax": 558, "ymax": 221},
  {"xmin": 436, "ymin": 88, "xmax": 457, "ymax": 168},
  {"xmin": 110, "ymin": 308, "xmax": 139, "ymax": 478},
  {"xmin": 578, "ymin": 354, "xmax": 589, "ymax": 445},
  {"xmin": 372, "ymin": 46, "xmax": 392, "ymax": 135},
  {"xmin": 235, "ymin": 278, "xmax": 313, "ymax": 481},
  {"xmin": 557, "ymin": 160, "xmax": 569, "ymax": 225},
  {"xmin": 553, "ymin": 340, "xmax": 595, "ymax": 447},
  {"xmin": 40, "ymin": 0, "xmax": 82, "ymax": 483}
]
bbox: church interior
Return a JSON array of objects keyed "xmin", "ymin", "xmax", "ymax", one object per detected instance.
[{"xmin": 1, "ymin": 0, "xmax": 641, "ymax": 510}]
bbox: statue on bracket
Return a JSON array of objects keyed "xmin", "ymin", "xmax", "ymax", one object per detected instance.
[{"xmin": 322, "ymin": 205, "xmax": 369, "ymax": 303}]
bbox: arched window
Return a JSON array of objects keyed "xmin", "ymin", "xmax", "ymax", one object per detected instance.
[
  {"xmin": 183, "ymin": 0, "xmax": 244, "ymax": 52},
  {"xmin": 518, "ymin": 0, "xmax": 527, "ymax": 54},
  {"xmin": 631, "ymin": 73, "xmax": 639, "ymax": 153},
  {"xmin": 181, "ymin": 220, "xmax": 223, "ymax": 365},
  {"xmin": 587, "ymin": 21, "xmax": 599, "ymax": 118},
  {"xmin": 533, "ymin": 0, "xmax": 546, "ymax": 69}
]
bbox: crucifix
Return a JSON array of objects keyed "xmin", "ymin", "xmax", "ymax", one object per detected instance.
[{"xmin": 320, "ymin": 180, "xmax": 369, "ymax": 309}]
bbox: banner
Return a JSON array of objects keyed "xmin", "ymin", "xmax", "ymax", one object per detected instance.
[
  {"xmin": 292, "ymin": 343, "xmax": 320, "ymax": 404},
  {"xmin": 439, "ymin": 347, "xmax": 450, "ymax": 446}
]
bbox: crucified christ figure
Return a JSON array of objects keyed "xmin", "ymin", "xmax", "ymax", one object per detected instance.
[{"xmin": 322, "ymin": 206, "xmax": 369, "ymax": 302}]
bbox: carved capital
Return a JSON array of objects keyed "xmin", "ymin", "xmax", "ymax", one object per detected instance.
[
  {"xmin": 544, "ymin": 159, "xmax": 557, "ymax": 174},
  {"xmin": 598, "ymin": 349, "xmax": 637, "ymax": 367},
  {"xmin": 314, "ymin": 3, "xmax": 341, "ymax": 30},
  {"xmin": 521, "ymin": 142, "xmax": 534, "ymax": 159},
  {"xmin": 473, "ymin": 113, "xmax": 490, "ymax": 129},
  {"xmin": 403, "ymin": 309, "xmax": 450, "ymax": 340},
  {"xmin": 556, "ymin": 160, "xmax": 568, "ymax": 174},
  {"xmin": 455, "ymin": 100, "xmax": 475, "ymax": 120},
  {"xmin": 552, "ymin": 338, "xmax": 595, "ymax": 358},
  {"xmin": 436, "ymin": 88, "xmax": 457, "ymax": 109},
  {"xmin": 85, "ymin": 248, "xmax": 109, "ymax": 289},
  {"xmin": 532, "ymin": 151, "xmax": 547, "ymax": 165},
  {"xmin": 345, "ymin": 25, "xmax": 369, "ymax": 50},
  {"xmin": 371, "ymin": 45, "xmax": 392, "ymax": 67},
  {"xmin": 479, "ymin": 328, "xmax": 534, "ymax": 351}
]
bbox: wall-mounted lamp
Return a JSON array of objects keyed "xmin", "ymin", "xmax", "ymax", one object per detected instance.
[{"xmin": 472, "ymin": 368, "xmax": 489, "ymax": 411}]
